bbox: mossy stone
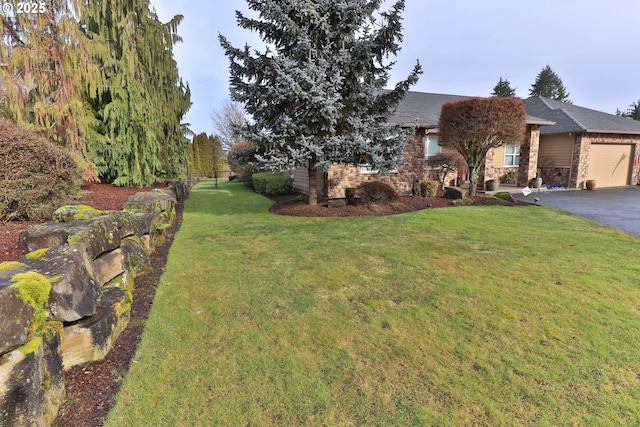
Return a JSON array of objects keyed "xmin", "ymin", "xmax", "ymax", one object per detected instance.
[{"xmin": 53, "ymin": 205, "xmax": 105, "ymax": 223}]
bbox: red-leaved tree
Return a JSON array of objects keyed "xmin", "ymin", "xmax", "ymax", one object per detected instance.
[
  {"xmin": 425, "ymin": 150, "xmax": 467, "ymax": 189},
  {"xmin": 438, "ymin": 97, "xmax": 527, "ymax": 195}
]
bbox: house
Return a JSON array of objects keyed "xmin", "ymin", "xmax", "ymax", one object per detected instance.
[
  {"xmin": 293, "ymin": 91, "xmax": 640, "ymax": 198},
  {"xmin": 524, "ymin": 97, "xmax": 640, "ymax": 188}
]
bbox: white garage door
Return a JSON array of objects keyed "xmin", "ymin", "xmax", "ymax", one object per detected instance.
[{"xmin": 588, "ymin": 144, "xmax": 633, "ymax": 187}]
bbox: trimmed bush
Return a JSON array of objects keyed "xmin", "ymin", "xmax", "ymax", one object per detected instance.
[
  {"xmin": 0, "ymin": 120, "xmax": 81, "ymax": 221},
  {"xmin": 345, "ymin": 187, "xmax": 356, "ymax": 199},
  {"xmin": 493, "ymin": 191, "xmax": 514, "ymax": 202},
  {"xmin": 252, "ymin": 172, "xmax": 293, "ymax": 195},
  {"xmin": 420, "ymin": 180, "xmax": 438, "ymax": 197},
  {"xmin": 355, "ymin": 181, "xmax": 397, "ymax": 204},
  {"xmin": 443, "ymin": 187, "xmax": 468, "ymax": 200}
]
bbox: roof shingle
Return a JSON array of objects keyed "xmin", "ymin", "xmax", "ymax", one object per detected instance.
[
  {"xmin": 390, "ymin": 91, "xmax": 554, "ymax": 128},
  {"xmin": 524, "ymin": 96, "xmax": 640, "ymax": 135}
]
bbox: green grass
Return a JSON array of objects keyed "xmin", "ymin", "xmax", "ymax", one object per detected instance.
[{"xmin": 106, "ymin": 181, "xmax": 640, "ymax": 426}]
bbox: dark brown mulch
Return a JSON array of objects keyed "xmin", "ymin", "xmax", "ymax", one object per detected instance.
[{"xmin": 269, "ymin": 189, "xmax": 530, "ymax": 217}]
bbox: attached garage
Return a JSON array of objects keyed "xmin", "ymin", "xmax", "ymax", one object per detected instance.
[
  {"xmin": 588, "ymin": 144, "xmax": 633, "ymax": 187},
  {"xmin": 525, "ymin": 97, "xmax": 640, "ymax": 189}
]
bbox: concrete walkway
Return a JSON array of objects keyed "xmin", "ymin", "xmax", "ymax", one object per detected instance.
[{"xmin": 510, "ymin": 185, "xmax": 640, "ymax": 237}]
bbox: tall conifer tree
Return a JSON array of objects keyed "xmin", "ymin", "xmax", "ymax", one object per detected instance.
[
  {"xmin": 618, "ymin": 100, "xmax": 640, "ymax": 121},
  {"xmin": 220, "ymin": 0, "xmax": 422, "ymax": 204},
  {"xmin": 81, "ymin": 0, "xmax": 191, "ymax": 186},
  {"xmin": 0, "ymin": 0, "xmax": 98, "ymax": 180},
  {"xmin": 188, "ymin": 133, "xmax": 225, "ymax": 178},
  {"xmin": 491, "ymin": 78, "xmax": 516, "ymax": 98},
  {"xmin": 529, "ymin": 65, "xmax": 571, "ymax": 103},
  {"xmin": 0, "ymin": 0, "xmax": 191, "ymax": 186}
]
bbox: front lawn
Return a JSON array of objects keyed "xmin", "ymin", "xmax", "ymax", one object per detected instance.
[{"xmin": 106, "ymin": 181, "xmax": 640, "ymax": 426}]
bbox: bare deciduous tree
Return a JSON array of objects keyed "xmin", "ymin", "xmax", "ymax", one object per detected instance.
[{"xmin": 211, "ymin": 99, "xmax": 246, "ymax": 151}]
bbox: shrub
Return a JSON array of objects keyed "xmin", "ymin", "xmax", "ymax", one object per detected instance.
[
  {"xmin": 443, "ymin": 187, "xmax": 468, "ymax": 200},
  {"xmin": 0, "ymin": 120, "xmax": 81, "ymax": 221},
  {"xmin": 252, "ymin": 172, "xmax": 293, "ymax": 195},
  {"xmin": 419, "ymin": 180, "xmax": 438, "ymax": 197},
  {"xmin": 355, "ymin": 181, "xmax": 397, "ymax": 204},
  {"xmin": 493, "ymin": 191, "xmax": 514, "ymax": 202},
  {"xmin": 425, "ymin": 150, "xmax": 467, "ymax": 189},
  {"xmin": 502, "ymin": 170, "xmax": 517, "ymax": 184},
  {"xmin": 345, "ymin": 187, "xmax": 356, "ymax": 199}
]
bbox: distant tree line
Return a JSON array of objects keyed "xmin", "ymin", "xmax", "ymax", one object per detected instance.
[
  {"xmin": 189, "ymin": 133, "xmax": 225, "ymax": 179},
  {"xmin": 0, "ymin": 0, "xmax": 191, "ymax": 186}
]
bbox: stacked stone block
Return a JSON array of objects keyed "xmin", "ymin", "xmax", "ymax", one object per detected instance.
[{"xmin": 0, "ymin": 182, "xmax": 188, "ymax": 427}]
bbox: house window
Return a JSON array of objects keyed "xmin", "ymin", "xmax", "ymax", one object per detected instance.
[
  {"xmin": 504, "ymin": 144, "xmax": 520, "ymax": 166},
  {"xmin": 360, "ymin": 164, "xmax": 377, "ymax": 173},
  {"xmin": 359, "ymin": 164, "xmax": 398, "ymax": 173},
  {"xmin": 425, "ymin": 136, "xmax": 441, "ymax": 158}
]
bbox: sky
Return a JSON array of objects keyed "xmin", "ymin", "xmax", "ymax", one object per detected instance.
[{"xmin": 152, "ymin": 0, "xmax": 640, "ymax": 136}]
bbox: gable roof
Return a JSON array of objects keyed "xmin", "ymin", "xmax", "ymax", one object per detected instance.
[
  {"xmin": 389, "ymin": 91, "xmax": 554, "ymax": 129},
  {"xmin": 524, "ymin": 96, "xmax": 640, "ymax": 135},
  {"xmin": 387, "ymin": 92, "xmax": 467, "ymax": 128}
]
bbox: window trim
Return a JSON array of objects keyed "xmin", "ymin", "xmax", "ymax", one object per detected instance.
[
  {"xmin": 359, "ymin": 164, "xmax": 399, "ymax": 174},
  {"xmin": 504, "ymin": 144, "xmax": 521, "ymax": 167},
  {"xmin": 425, "ymin": 135, "xmax": 441, "ymax": 159}
]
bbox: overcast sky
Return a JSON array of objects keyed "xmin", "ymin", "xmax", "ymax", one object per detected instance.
[{"xmin": 152, "ymin": 0, "xmax": 640, "ymax": 136}]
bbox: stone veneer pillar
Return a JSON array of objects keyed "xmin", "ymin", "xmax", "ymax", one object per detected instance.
[
  {"xmin": 517, "ymin": 125, "xmax": 540, "ymax": 186},
  {"xmin": 569, "ymin": 134, "xmax": 589, "ymax": 189}
]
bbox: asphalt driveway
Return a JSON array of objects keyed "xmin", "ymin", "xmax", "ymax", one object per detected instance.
[{"xmin": 511, "ymin": 186, "xmax": 640, "ymax": 237}]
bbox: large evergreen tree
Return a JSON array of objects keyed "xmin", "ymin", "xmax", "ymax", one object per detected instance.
[
  {"xmin": 82, "ymin": 1, "xmax": 191, "ymax": 186},
  {"xmin": 0, "ymin": 0, "xmax": 191, "ymax": 186},
  {"xmin": 219, "ymin": 0, "xmax": 422, "ymax": 204},
  {"xmin": 491, "ymin": 78, "xmax": 516, "ymax": 97},
  {"xmin": 0, "ymin": 0, "xmax": 98, "ymax": 180},
  {"xmin": 529, "ymin": 65, "xmax": 571, "ymax": 103}
]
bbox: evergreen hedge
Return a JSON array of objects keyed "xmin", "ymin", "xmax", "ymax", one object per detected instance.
[{"xmin": 252, "ymin": 172, "xmax": 293, "ymax": 195}]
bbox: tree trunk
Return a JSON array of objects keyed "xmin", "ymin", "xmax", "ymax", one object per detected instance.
[
  {"xmin": 468, "ymin": 165, "xmax": 480, "ymax": 196},
  {"xmin": 308, "ymin": 162, "xmax": 318, "ymax": 205}
]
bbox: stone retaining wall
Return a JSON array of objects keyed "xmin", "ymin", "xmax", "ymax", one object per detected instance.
[{"xmin": 0, "ymin": 181, "xmax": 189, "ymax": 427}]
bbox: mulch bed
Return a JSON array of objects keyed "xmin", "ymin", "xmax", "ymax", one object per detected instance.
[
  {"xmin": 0, "ymin": 183, "xmax": 529, "ymax": 426},
  {"xmin": 270, "ymin": 189, "xmax": 529, "ymax": 217}
]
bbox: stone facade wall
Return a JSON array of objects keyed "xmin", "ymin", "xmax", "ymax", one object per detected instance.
[
  {"xmin": 517, "ymin": 125, "xmax": 541, "ymax": 186},
  {"xmin": 0, "ymin": 181, "xmax": 189, "ymax": 427},
  {"xmin": 480, "ymin": 125, "xmax": 542, "ymax": 188},
  {"xmin": 325, "ymin": 126, "xmax": 640, "ymax": 196},
  {"xmin": 327, "ymin": 130, "xmax": 429, "ymax": 198},
  {"xmin": 539, "ymin": 167, "xmax": 571, "ymax": 188}
]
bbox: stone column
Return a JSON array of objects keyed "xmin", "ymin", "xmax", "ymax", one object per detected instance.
[
  {"xmin": 517, "ymin": 125, "xmax": 540, "ymax": 186},
  {"xmin": 569, "ymin": 134, "xmax": 589, "ymax": 189}
]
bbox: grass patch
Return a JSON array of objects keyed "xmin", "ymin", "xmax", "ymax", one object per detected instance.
[{"xmin": 106, "ymin": 181, "xmax": 640, "ymax": 426}]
